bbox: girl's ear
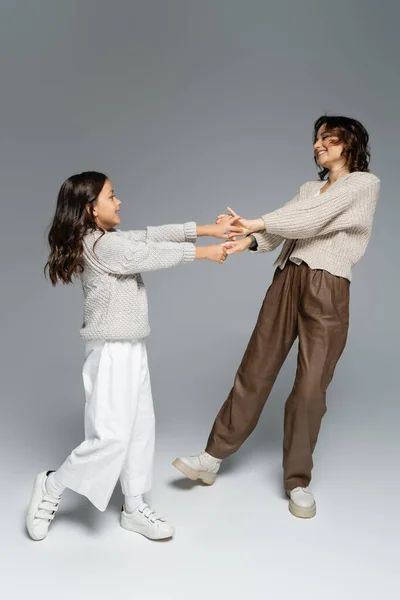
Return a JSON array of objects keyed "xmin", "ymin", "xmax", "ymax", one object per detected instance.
[{"xmin": 86, "ymin": 204, "xmax": 97, "ymax": 217}]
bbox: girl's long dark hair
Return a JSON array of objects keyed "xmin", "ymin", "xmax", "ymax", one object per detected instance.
[
  {"xmin": 45, "ymin": 171, "xmax": 107, "ymax": 285},
  {"xmin": 313, "ymin": 115, "xmax": 371, "ymax": 180}
]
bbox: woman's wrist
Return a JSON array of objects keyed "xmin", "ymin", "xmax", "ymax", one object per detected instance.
[
  {"xmin": 249, "ymin": 218, "xmax": 265, "ymax": 233},
  {"xmin": 243, "ymin": 236, "xmax": 252, "ymax": 248}
]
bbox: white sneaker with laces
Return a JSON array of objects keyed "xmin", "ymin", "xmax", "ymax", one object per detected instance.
[
  {"xmin": 120, "ymin": 503, "xmax": 174, "ymax": 540},
  {"xmin": 26, "ymin": 471, "xmax": 61, "ymax": 541},
  {"xmin": 285, "ymin": 486, "xmax": 316, "ymax": 519},
  {"xmin": 172, "ymin": 451, "xmax": 221, "ymax": 485}
]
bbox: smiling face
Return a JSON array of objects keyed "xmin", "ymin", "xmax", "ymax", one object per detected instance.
[
  {"xmin": 314, "ymin": 124, "xmax": 348, "ymax": 173},
  {"xmin": 91, "ymin": 179, "xmax": 121, "ymax": 230}
]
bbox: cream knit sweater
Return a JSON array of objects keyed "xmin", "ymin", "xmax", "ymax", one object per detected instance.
[
  {"xmin": 80, "ymin": 222, "xmax": 197, "ymax": 340},
  {"xmin": 251, "ymin": 171, "xmax": 380, "ymax": 280}
]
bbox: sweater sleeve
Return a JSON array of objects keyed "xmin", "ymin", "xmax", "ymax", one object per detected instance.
[
  {"xmin": 261, "ymin": 175, "xmax": 380, "ymax": 240},
  {"xmin": 118, "ymin": 222, "xmax": 197, "ymax": 244},
  {"xmin": 249, "ymin": 189, "xmax": 301, "ymax": 252},
  {"xmin": 88, "ymin": 231, "xmax": 196, "ymax": 275}
]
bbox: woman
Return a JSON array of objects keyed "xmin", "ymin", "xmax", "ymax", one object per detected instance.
[{"xmin": 172, "ymin": 115, "xmax": 380, "ymax": 519}]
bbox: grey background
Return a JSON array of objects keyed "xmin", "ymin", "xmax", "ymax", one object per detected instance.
[{"xmin": 1, "ymin": 1, "xmax": 398, "ymax": 599}]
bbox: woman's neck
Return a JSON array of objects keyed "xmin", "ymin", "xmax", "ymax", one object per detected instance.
[{"xmin": 328, "ymin": 164, "xmax": 350, "ymax": 184}]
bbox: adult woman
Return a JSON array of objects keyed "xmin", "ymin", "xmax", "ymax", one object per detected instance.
[{"xmin": 173, "ymin": 115, "xmax": 380, "ymax": 519}]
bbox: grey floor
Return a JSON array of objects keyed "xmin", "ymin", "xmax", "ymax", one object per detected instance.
[{"xmin": 2, "ymin": 352, "xmax": 398, "ymax": 600}]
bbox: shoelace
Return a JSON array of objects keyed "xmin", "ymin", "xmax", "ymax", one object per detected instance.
[
  {"xmin": 138, "ymin": 504, "xmax": 165, "ymax": 525},
  {"xmin": 35, "ymin": 493, "xmax": 60, "ymax": 521}
]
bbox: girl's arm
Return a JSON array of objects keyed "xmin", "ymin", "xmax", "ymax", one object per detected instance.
[
  {"xmin": 118, "ymin": 219, "xmax": 234, "ymax": 244},
  {"xmin": 118, "ymin": 222, "xmax": 197, "ymax": 244},
  {"xmin": 87, "ymin": 232, "xmax": 226, "ymax": 275}
]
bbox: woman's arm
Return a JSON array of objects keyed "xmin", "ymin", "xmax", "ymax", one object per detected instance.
[
  {"xmin": 247, "ymin": 174, "xmax": 380, "ymax": 240},
  {"xmin": 248, "ymin": 231, "xmax": 284, "ymax": 253}
]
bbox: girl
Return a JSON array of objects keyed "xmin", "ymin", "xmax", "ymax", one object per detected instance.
[
  {"xmin": 26, "ymin": 171, "xmax": 239, "ymax": 541},
  {"xmin": 173, "ymin": 115, "xmax": 380, "ymax": 519}
]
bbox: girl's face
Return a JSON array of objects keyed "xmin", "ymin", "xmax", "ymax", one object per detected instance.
[
  {"xmin": 314, "ymin": 125, "xmax": 347, "ymax": 171},
  {"xmin": 91, "ymin": 179, "xmax": 121, "ymax": 230}
]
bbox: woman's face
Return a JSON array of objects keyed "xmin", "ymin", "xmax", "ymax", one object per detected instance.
[
  {"xmin": 314, "ymin": 125, "xmax": 347, "ymax": 171},
  {"xmin": 91, "ymin": 179, "xmax": 121, "ymax": 230}
]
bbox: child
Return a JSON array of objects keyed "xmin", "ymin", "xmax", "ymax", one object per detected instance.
[{"xmin": 26, "ymin": 171, "xmax": 238, "ymax": 541}]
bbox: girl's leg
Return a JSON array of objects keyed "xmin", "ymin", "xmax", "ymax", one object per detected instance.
[
  {"xmin": 118, "ymin": 342, "xmax": 174, "ymax": 540},
  {"xmin": 27, "ymin": 339, "xmax": 143, "ymax": 540},
  {"xmin": 205, "ymin": 264, "xmax": 300, "ymax": 459},
  {"xmin": 119, "ymin": 341, "xmax": 155, "ymax": 504},
  {"xmin": 283, "ymin": 267, "xmax": 350, "ymax": 492},
  {"xmin": 54, "ymin": 340, "xmax": 143, "ymax": 511}
]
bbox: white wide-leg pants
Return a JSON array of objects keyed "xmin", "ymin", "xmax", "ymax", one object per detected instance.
[{"xmin": 55, "ymin": 339, "xmax": 155, "ymax": 511}]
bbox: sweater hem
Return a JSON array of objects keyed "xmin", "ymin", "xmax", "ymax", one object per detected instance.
[
  {"xmin": 79, "ymin": 329, "xmax": 151, "ymax": 342},
  {"xmin": 276, "ymin": 252, "xmax": 353, "ymax": 281}
]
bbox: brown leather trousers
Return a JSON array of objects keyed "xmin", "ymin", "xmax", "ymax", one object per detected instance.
[{"xmin": 206, "ymin": 263, "xmax": 350, "ymax": 490}]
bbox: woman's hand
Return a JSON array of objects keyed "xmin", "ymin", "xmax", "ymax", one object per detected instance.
[
  {"xmin": 222, "ymin": 237, "xmax": 252, "ymax": 255},
  {"xmin": 197, "ymin": 215, "xmax": 242, "ymax": 240},
  {"xmin": 209, "ymin": 215, "xmax": 242, "ymax": 240},
  {"xmin": 216, "ymin": 208, "xmax": 251, "ymax": 236},
  {"xmin": 217, "ymin": 207, "xmax": 264, "ymax": 238}
]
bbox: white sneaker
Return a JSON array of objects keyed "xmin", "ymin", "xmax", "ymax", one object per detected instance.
[
  {"xmin": 172, "ymin": 451, "xmax": 221, "ymax": 485},
  {"xmin": 26, "ymin": 471, "xmax": 61, "ymax": 541},
  {"xmin": 285, "ymin": 486, "xmax": 316, "ymax": 519},
  {"xmin": 120, "ymin": 503, "xmax": 174, "ymax": 540}
]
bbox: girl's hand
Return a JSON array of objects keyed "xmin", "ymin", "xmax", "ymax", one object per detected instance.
[
  {"xmin": 218, "ymin": 207, "xmax": 252, "ymax": 238},
  {"xmin": 207, "ymin": 244, "xmax": 228, "ymax": 263},
  {"xmin": 217, "ymin": 208, "xmax": 265, "ymax": 238},
  {"xmin": 222, "ymin": 237, "xmax": 252, "ymax": 255},
  {"xmin": 210, "ymin": 215, "xmax": 242, "ymax": 240}
]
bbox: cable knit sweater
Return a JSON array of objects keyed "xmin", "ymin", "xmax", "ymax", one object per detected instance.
[
  {"xmin": 80, "ymin": 222, "xmax": 197, "ymax": 340},
  {"xmin": 251, "ymin": 171, "xmax": 380, "ymax": 280}
]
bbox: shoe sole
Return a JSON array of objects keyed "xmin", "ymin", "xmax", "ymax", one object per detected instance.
[
  {"xmin": 120, "ymin": 514, "xmax": 173, "ymax": 540},
  {"xmin": 172, "ymin": 458, "xmax": 217, "ymax": 485},
  {"xmin": 285, "ymin": 491, "xmax": 316, "ymax": 519}
]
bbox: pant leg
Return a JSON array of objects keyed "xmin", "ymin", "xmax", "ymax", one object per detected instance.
[
  {"xmin": 55, "ymin": 340, "xmax": 142, "ymax": 511},
  {"xmin": 206, "ymin": 265, "xmax": 300, "ymax": 459},
  {"xmin": 119, "ymin": 342, "xmax": 155, "ymax": 497},
  {"xmin": 283, "ymin": 267, "xmax": 350, "ymax": 490}
]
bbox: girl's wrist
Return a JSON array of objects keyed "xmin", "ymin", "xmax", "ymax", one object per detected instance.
[
  {"xmin": 196, "ymin": 224, "xmax": 213, "ymax": 237},
  {"xmin": 195, "ymin": 246, "xmax": 209, "ymax": 259}
]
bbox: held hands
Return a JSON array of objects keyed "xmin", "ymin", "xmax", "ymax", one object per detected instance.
[
  {"xmin": 216, "ymin": 207, "xmax": 251, "ymax": 237},
  {"xmin": 197, "ymin": 244, "xmax": 228, "ymax": 264},
  {"xmin": 222, "ymin": 237, "xmax": 252, "ymax": 256},
  {"xmin": 199, "ymin": 206, "xmax": 262, "ymax": 264},
  {"xmin": 208, "ymin": 214, "xmax": 243, "ymax": 240},
  {"xmin": 216, "ymin": 207, "xmax": 264, "ymax": 239}
]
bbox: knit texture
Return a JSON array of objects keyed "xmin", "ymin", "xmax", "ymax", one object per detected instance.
[
  {"xmin": 251, "ymin": 172, "xmax": 380, "ymax": 280},
  {"xmin": 80, "ymin": 222, "xmax": 197, "ymax": 340}
]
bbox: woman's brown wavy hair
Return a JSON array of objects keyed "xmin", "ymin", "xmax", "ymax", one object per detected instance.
[
  {"xmin": 45, "ymin": 171, "xmax": 108, "ymax": 285},
  {"xmin": 313, "ymin": 115, "xmax": 371, "ymax": 180}
]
